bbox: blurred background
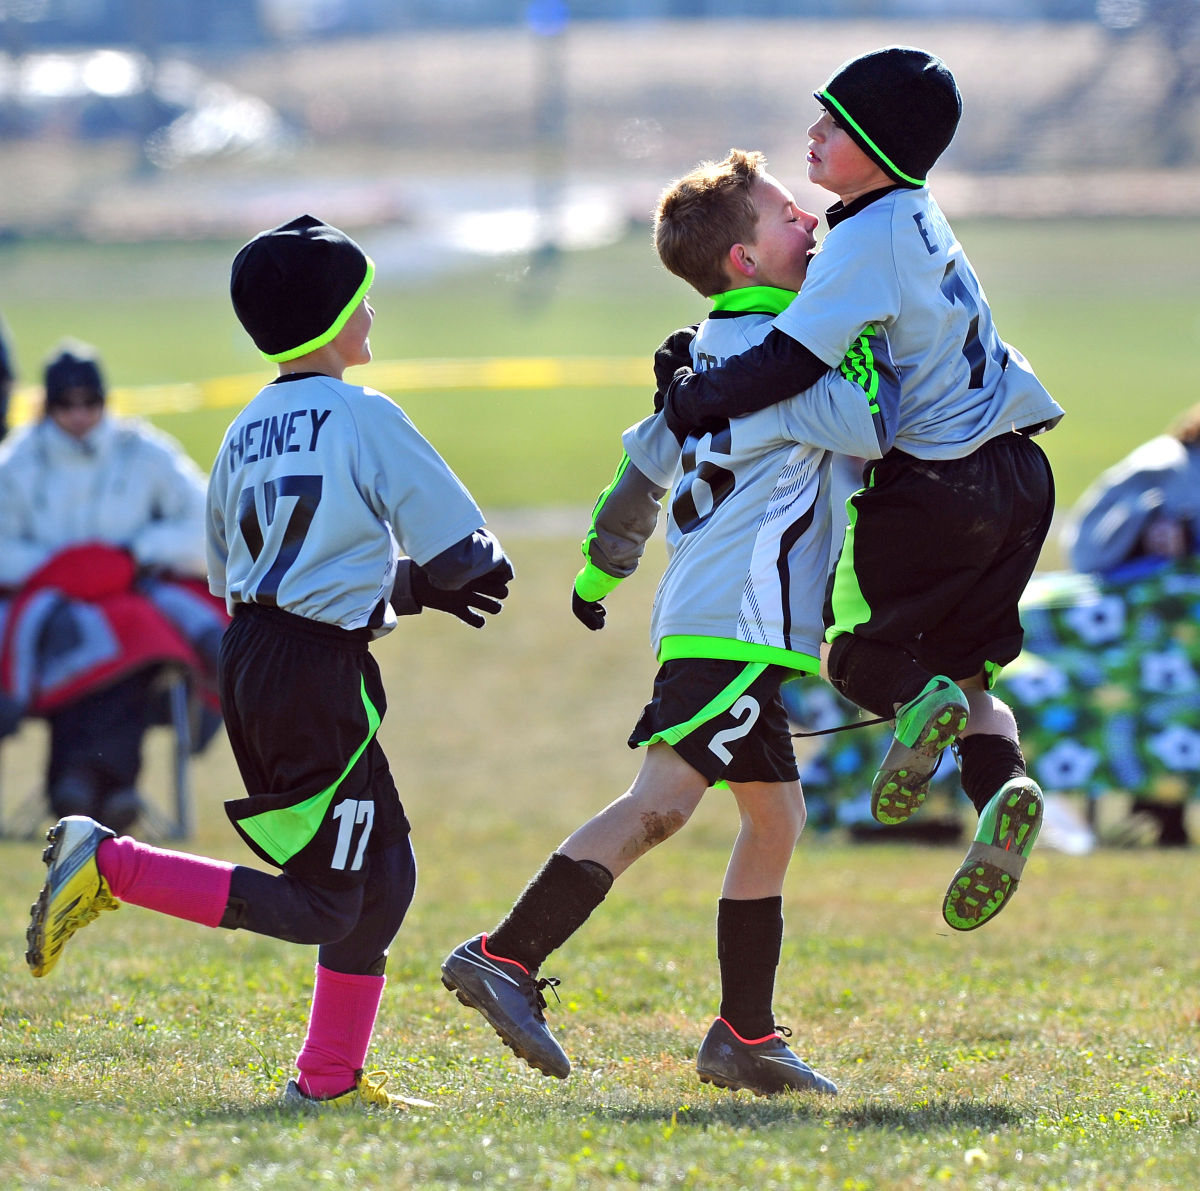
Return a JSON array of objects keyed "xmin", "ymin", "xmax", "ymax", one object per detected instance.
[
  {"xmin": 3, "ymin": 0, "xmax": 1199, "ymax": 235},
  {"xmin": 2, "ymin": 1, "xmax": 1199, "ymax": 849},
  {"xmin": 1, "ymin": 0, "xmax": 1198, "ymax": 515}
]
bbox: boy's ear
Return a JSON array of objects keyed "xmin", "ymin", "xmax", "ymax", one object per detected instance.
[{"xmin": 728, "ymin": 242, "xmax": 757, "ymax": 279}]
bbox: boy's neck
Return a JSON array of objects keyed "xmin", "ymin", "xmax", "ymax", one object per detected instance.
[
  {"xmin": 827, "ymin": 183, "xmax": 908, "ymax": 227},
  {"xmin": 278, "ymin": 343, "xmax": 350, "ymax": 381}
]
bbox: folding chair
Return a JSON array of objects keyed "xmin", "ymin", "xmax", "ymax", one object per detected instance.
[{"xmin": 0, "ymin": 666, "xmax": 196, "ymax": 841}]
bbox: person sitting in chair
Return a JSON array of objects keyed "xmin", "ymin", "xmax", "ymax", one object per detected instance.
[
  {"xmin": 0, "ymin": 340, "xmax": 226, "ymax": 833},
  {"xmin": 1056, "ymin": 403, "xmax": 1200, "ymax": 847}
]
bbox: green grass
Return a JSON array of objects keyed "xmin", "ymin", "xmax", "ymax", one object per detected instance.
[
  {"xmin": 5, "ymin": 218, "xmax": 1199, "ymax": 518},
  {"xmin": 2, "ymin": 218, "xmax": 1198, "ymax": 1185},
  {"xmin": 2, "ymin": 538, "xmax": 1198, "ymax": 1189}
]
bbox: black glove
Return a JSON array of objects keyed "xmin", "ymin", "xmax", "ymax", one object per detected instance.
[
  {"xmin": 653, "ymin": 325, "xmax": 698, "ymax": 413},
  {"xmin": 661, "ymin": 366, "xmax": 696, "ymax": 444},
  {"xmin": 572, "ymin": 588, "xmax": 606, "ymax": 631},
  {"xmin": 411, "ymin": 559, "xmax": 513, "ymax": 628}
]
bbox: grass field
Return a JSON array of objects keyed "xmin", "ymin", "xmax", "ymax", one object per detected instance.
[
  {"xmin": 1, "ymin": 538, "xmax": 1198, "ymax": 1189},
  {"xmin": 4, "ymin": 217, "xmax": 1200, "ymax": 527},
  {"xmin": 1, "ymin": 219, "xmax": 1199, "ymax": 1187}
]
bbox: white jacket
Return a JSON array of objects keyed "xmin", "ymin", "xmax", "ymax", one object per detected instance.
[{"xmin": 0, "ymin": 415, "xmax": 208, "ymax": 588}]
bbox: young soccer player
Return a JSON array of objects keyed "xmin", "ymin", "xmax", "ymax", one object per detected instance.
[
  {"xmin": 24, "ymin": 214, "xmax": 514, "ymax": 1109},
  {"xmin": 441, "ymin": 150, "xmax": 899, "ymax": 1094},
  {"xmin": 658, "ymin": 47, "xmax": 1065, "ymax": 932}
]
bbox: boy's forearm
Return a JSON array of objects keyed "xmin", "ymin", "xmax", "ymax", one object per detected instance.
[
  {"xmin": 577, "ymin": 455, "xmax": 667, "ymax": 599},
  {"xmin": 663, "ymin": 329, "xmax": 830, "ymax": 434},
  {"xmin": 414, "ymin": 528, "xmax": 510, "ymax": 590}
]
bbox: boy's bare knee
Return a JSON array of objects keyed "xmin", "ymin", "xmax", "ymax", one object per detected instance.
[{"xmin": 732, "ymin": 781, "xmax": 806, "ymax": 843}]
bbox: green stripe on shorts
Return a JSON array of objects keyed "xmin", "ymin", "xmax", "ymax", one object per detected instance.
[
  {"xmin": 635, "ymin": 661, "xmax": 767, "ymax": 748},
  {"xmin": 824, "ymin": 471, "xmax": 873, "ymax": 643},
  {"xmin": 236, "ymin": 675, "xmax": 382, "ymax": 865}
]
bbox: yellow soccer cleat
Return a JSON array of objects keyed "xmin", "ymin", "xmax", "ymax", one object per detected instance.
[
  {"xmin": 282, "ymin": 1070, "xmax": 436, "ymax": 1110},
  {"xmin": 26, "ymin": 816, "xmax": 120, "ymax": 978}
]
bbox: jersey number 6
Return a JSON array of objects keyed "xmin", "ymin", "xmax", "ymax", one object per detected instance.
[{"xmin": 673, "ymin": 420, "xmax": 736, "ymax": 534}]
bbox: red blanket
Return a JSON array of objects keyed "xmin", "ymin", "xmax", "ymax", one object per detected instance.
[{"xmin": 0, "ymin": 542, "xmax": 228, "ymax": 716}]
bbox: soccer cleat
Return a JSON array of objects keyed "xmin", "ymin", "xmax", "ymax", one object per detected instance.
[
  {"xmin": 943, "ymin": 777, "xmax": 1044, "ymax": 931},
  {"xmin": 870, "ymin": 675, "xmax": 969, "ymax": 825},
  {"xmin": 696, "ymin": 1018, "xmax": 838, "ymax": 1097},
  {"xmin": 282, "ymin": 1070, "xmax": 436, "ymax": 1110},
  {"xmin": 440, "ymin": 934, "xmax": 570, "ymax": 1079},
  {"xmin": 26, "ymin": 816, "xmax": 120, "ymax": 978}
]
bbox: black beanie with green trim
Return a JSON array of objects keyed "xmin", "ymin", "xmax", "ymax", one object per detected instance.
[
  {"xmin": 230, "ymin": 214, "xmax": 375, "ymax": 362},
  {"xmin": 814, "ymin": 46, "xmax": 961, "ymax": 188}
]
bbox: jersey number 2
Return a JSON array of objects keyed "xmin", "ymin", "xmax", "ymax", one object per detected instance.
[
  {"xmin": 709, "ymin": 695, "xmax": 761, "ymax": 764},
  {"xmin": 236, "ymin": 474, "xmax": 323, "ymax": 606}
]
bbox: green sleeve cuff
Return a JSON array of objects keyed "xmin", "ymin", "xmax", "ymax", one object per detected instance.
[{"xmin": 574, "ymin": 561, "xmax": 623, "ymax": 602}]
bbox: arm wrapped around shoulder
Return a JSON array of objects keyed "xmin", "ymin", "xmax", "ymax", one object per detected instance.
[
  {"xmin": 663, "ymin": 328, "xmax": 830, "ymax": 441},
  {"xmin": 652, "ymin": 325, "xmax": 698, "ymax": 413},
  {"xmin": 392, "ymin": 529, "xmax": 514, "ymax": 628}
]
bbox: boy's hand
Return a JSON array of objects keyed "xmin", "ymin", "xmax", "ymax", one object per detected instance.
[
  {"xmin": 572, "ymin": 588, "xmax": 606, "ymax": 630},
  {"xmin": 653, "ymin": 325, "xmax": 697, "ymax": 413},
  {"xmin": 661, "ymin": 368, "xmax": 697, "ymax": 443},
  {"xmin": 411, "ymin": 559, "xmax": 513, "ymax": 628}
]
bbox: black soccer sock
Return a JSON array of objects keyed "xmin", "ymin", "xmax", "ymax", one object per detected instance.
[
  {"xmin": 716, "ymin": 896, "xmax": 784, "ymax": 1040},
  {"xmin": 487, "ymin": 852, "xmax": 614, "ymax": 973},
  {"xmin": 825, "ymin": 634, "xmax": 932, "ymax": 720},
  {"xmin": 957, "ymin": 733, "xmax": 1027, "ymax": 816}
]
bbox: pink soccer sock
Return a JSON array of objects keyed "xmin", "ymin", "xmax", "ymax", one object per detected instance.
[
  {"xmin": 97, "ymin": 836, "xmax": 233, "ymax": 928},
  {"xmin": 295, "ymin": 964, "xmax": 387, "ymax": 1100}
]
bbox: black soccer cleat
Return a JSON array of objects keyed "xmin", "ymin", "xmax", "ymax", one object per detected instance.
[
  {"xmin": 441, "ymin": 934, "xmax": 570, "ymax": 1079},
  {"xmin": 696, "ymin": 1017, "xmax": 837, "ymax": 1097}
]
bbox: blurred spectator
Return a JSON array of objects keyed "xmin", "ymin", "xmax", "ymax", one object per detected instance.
[
  {"xmin": 0, "ymin": 312, "xmax": 15, "ymax": 440},
  {"xmin": 0, "ymin": 339, "xmax": 227, "ymax": 833},
  {"xmin": 1051, "ymin": 404, "xmax": 1200, "ymax": 846},
  {"xmin": 1062, "ymin": 404, "xmax": 1200, "ymax": 573}
]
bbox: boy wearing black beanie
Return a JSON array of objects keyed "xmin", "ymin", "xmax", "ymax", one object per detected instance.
[
  {"xmin": 26, "ymin": 214, "xmax": 514, "ymax": 1109},
  {"xmin": 657, "ymin": 47, "xmax": 1066, "ymax": 932}
]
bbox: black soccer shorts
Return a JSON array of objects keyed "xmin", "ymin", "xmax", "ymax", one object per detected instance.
[
  {"xmin": 825, "ymin": 431, "xmax": 1055, "ymax": 682},
  {"xmin": 219, "ymin": 604, "xmax": 409, "ymax": 891},
  {"xmin": 629, "ymin": 657, "xmax": 800, "ymax": 786}
]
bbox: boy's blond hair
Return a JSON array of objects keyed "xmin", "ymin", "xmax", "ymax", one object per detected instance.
[{"xmin": 654, "ymin": 148, "xmax": 767, "ymax": 298}]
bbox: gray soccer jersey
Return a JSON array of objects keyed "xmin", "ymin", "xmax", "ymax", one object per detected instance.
[
  {"xmin": 207, "ymin": 373, "xmax": 485, "ymax": 632},
  {"xmin": 774, "ymin": 188, "xmax": 1063, "ymax": 460},
  {"xmin": 598, "ymin": 300, "xmax": 897, "ymax": 667}
]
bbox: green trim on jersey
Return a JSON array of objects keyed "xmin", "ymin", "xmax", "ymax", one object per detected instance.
[
  {"xmin": 817, "ymin": 90, "xmax": 927, "ymax": 188},
  {"xmin": 839, "ymin": 323, "xmax": 882, "ymax": 415},
  {"xmin": 658, "ymin": 634, "xmax": 818, "ymax": 674},
  {"xmin": 711, "ymin": 286, "xmax": 796, "ymax": 316},
  {"xmin": 262, "ymin": 258, "xmax": 377, "ymax": 363},
  {"xmin": 235, "ymin": 675, "xmax": 382, "ymax": 864},
  {"xmin": 577, "ymin": 452, "xmax": 635, "ymax": 600},
  {"xmin": 635, "ymin": 661, "xmax": 768, "ymax": 748},
  {"xmin": 824, "ymin": 469, "xmax": 874, "ymax": 642}
]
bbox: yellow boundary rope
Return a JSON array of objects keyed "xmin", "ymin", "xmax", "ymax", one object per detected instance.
[{"xmin": 8, "ymin": 355, "xmax": 650, "ymax": 424}]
